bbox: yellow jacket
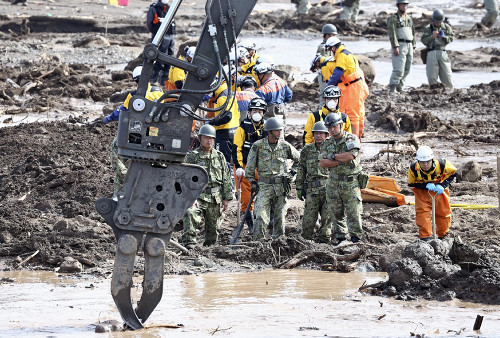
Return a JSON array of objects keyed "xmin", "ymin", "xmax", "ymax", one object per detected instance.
[
  {"xmin": 320, "ymin": 56, "xmax": 336, "ymax": 82},
  {"xmin": 123, "ymin": 83, "xmax": 164, "ymax": 109},
  {"xmin": 408, "ymin": 158, "xmax": 457, "ymax": 189},
  {"xmin": 207, "ymin": 82, "xmax": 240, "ymax": 131},
  {"xmin": 303, "ymin": 106, "xmax": 352, "ymax": 145},
  {"xmin": 232, "ymin": 119, "xmax": 266, "ymax": 167},
  {"xmin": 334, "ymin": 45, "xmax": 357, "ymax": 77},
  {"xmin": 168, "ymin": 55, "xmax": 187, "ymax": 89},
  {"xmin": 241, "ymin": 52, "xmax": 259, "ymax": 74}
]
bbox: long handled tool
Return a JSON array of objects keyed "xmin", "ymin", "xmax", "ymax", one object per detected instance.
[
  {"xmin": 428, "ymin": 190, "xmax": 437, "ymax": 239},
  {"xmin": 230, "ymin": 183, "xmax": 259, "ymax": 245},
  {"xmin": 236, "ymin": 176, "xmax": 243, "ymax": 227}
]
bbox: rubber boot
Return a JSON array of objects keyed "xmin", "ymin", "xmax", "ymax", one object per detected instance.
[
  {"xmin": 350, "ymin": 235, "xmax": 360, "ymax": 243},
  {"xmin": 245, "ymin": 212, "xmax": 254, "ymax": 234},
  {"xmin": 389, "ymin": 85, "xmax": 397, "ymax": 94}
]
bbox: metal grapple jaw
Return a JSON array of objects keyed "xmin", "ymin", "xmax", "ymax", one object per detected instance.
[{"xmin": 96, "ymin": 163, "xmax": 208, "ymax": 330}]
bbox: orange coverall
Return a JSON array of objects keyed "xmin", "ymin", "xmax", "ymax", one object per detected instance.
[
  {"xmin": 408, "ymin": 158, "xmax": 457, "ymax": 239},
  {"xmin": 327, "ymin": 45, "xmax": 369, "ymax": 138}
]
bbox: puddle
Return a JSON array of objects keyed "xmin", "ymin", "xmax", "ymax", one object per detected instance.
[{"xmin": 1, "ymin": 269, "xmax": 500, "ymax": 337}]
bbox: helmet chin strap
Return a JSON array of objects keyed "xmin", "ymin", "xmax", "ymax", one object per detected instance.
[{"xmin": 269, "ymin": 131, "xmax": 279, "ymax": 142}]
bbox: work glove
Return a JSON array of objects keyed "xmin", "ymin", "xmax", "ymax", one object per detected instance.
[
  {"xmin": 236, "ymin": 168, "xmax": 245, "ymax": 177},
  {"xmin": 296, "ymin": 189, "xmax": 305, "ymax": 201},
  {"xmin": 426, "ymin": 183, "xmax": 436, "ymax": 191},
  {"xmin": 250, "ymin": 181, "xmax": 259, "ymax": 193},
  {"xmin": 435, "ymin": 184, "xmax": 444, "ymax": 195}
]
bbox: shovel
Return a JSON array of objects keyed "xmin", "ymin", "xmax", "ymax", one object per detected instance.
[
  {"xmin": 230, "ymin": 182, "xmax": 259, "ymax": 245},
  {"xmin": 428, "ymin": 190, "xmax": 437, "ymax": 239},
  {"xmin": 236, "ymin": 176, "xmax": 243, "ymax": 227}
]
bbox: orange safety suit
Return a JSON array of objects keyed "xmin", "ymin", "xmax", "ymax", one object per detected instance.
[
  {"xmin": 302, "ymin": 106, "xmax": 352, "ymax": 145},
  {"xmin": 327, "ymin": 45, "xmax": 369, "ymax": 138},
  {"xmin": 232, "ymin": 118, "xmax": 267, "ymax": 212},
  {"xmin": 408, "ymin": 158, "xmax": 457, "ymax": 239}
]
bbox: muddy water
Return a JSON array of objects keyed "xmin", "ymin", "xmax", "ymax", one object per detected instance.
[
  {"xmin": 1, "ymin": 269, "xmax": 500, "ymax": 337},
  {"xmin": 242, "ymin": 35, "xmax": 500, "ymax": 88}
]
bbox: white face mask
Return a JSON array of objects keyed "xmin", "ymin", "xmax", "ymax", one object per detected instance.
[
  {"xmin": 161, "ymin": 0, "xmax": 169, "ymax": 4},
  {"xmin": 326, "ymin": 99, "xmax": 337, "ymax": 111},
  {"xmin": 251, "ymin": 113, "xmax": 263, "ymax": 123}
]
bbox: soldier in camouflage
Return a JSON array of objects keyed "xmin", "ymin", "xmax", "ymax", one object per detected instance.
[
  {"xmin": 387, "ymin": 0, "xmax": 416, "ymax": 93},
  {"xmin": 296, "ymin": 121, "xmax": 332, "ymax": 243},
  {"xmin": 182, "ymin": 125, "xmax": 233, "ymax": 248},
  {"xmin": 421, "ymin": 9, "xmax": 454, "ymax": 89},
  {"xmin": 245, "ymin": 117, "xmax": 300, "ymax": 241},
  {"xmin": 319, "ymin": 113, "xmax": 363, "ymax": 243}
]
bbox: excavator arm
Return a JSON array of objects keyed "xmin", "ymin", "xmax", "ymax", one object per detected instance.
[{"xmin": 95, "ymin": 0, "xmax": 257, "ymax": 330}]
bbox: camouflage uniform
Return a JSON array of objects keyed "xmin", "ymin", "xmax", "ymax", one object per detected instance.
[
  {"xmin": 295, "ymin": 143, "xmax": 332, "ymax": 243},
  {"xmin": 182, "ymin": 147, "xmax": 233, "ymax": 246},
  {"xmin": 421, "ymin": 22, "xmax": 454, "ymax": 89},
  {"xmin": 319, "ymin": 132, "xmax": 363, "ymax": 240},
  {"xmin": 110, "ymin": 137, "xmax": 130, "ymax": 198},
  {"xmin": 387, "ymin": 11, "xmax": 416, "ymax": 91},
  {"xmin": 245, "ymin": 138, "xmax": 300, "ymax": 241},
  {"xmin": 339, "ymin": 0, "xmax": 361, "ymax": 22}
]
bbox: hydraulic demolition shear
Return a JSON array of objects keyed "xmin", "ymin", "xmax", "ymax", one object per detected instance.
[{"xmin": 96, "ymin": 0, "xmax": 257, "ymax": 329}]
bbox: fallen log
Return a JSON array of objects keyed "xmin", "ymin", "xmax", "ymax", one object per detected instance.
[{"xmin": 277, "ymin": 249, "xmax": 361, "ymax": 269}]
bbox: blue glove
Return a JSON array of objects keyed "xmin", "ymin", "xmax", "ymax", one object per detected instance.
[
  {"xmin": 426, "ymin": 183, "xmax": 436, "ymax": 191},
  {"xmin": 435, "ymin": 184, "xmax": 444, "ymax": 195}
]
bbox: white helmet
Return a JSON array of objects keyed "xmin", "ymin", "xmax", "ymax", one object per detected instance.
[
  {"xmin": 240, "ymin": 40, "xmax": 256, "ymax": 51},
  {"xmin": 325, "ymin": 36, "xmax": 341, "ymax": 49},
  {"xmin": 254, "ymin": 62, "xmax": 274, "ymax": 74},
  {"xmin": 132, "ymin": 66, "xmax": 142, "ymax": 82},
  {"xmin": 256, "ymin": 54, "xmax": 274, "ymax": 65},
  {"xmin": 223, "ymin": 64, "xmax": 237, "ymax": 78},
  {"xmin": 416, "ymin": 146, "xmax": 434, "ymax": 162},
  {"xmin": 184, "ymin": 46, "xmax": 196, "ymax": 60}
]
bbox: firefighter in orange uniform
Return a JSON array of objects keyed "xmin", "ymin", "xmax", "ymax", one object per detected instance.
[
  {"xmin": 325, "ymin": 37, "xmax": 369, "ymax": 139},
  {"xmin": 408, "ymin": 146, "xmax": 457, "ymax": 241}
]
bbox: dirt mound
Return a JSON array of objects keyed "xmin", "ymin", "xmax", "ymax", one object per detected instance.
[{"xmin": 363, "ymin": 239, "xmax": 500, "ymax": 304}]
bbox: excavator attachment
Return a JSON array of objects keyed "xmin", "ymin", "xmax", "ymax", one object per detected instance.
[{"xmin": 96, "ymin": 0, "xmax": 257, "ymax": 330}]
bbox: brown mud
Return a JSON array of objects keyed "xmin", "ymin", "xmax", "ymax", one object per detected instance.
[{"xmin": 1, "ymin": 0, "xmax": 500, "ymax": 306}]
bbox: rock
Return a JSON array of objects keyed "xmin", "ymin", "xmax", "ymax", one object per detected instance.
[
  {"xmin": 59, "ymin": 256, "xmax": 83, "ymax": 273},
  {"xmin": 449, "ymin": 242, "xmax": 481, "ymax": 265},
  {"xmin": 288, "ymin": 80, "xmax": 316, "ymax": 102},
  {"xmin": 379, "ymin": 243, "xmax": 407, "ymax": 272},
  {"xmin": 456, "ymin": 161, "xmax": 482, "ymax": 182},
  {"xmin": 428, "ymin": 238, "xmax": 453, "ymax": 257},
  {"xmin": 0, "ymin": 231, "xmax": 13, "ymax": 244},
  {"xmin": 357, "ymin": 55, "xmax": 375, "ymax": 86},
  {"xmin": 424, "ymin": 261, "xmax": 460, "ymax": 280},
  {"xmin": 193, "ymin": 256, "xmax": 214, "ymax": 268},
  {"xmin": 111, "ymin": 71, "xmax": 130, "ymax": 82},
  {"xmin": 355, "ymin": 261, "xmax": 376, "ymax": 272},
  {"xmin": 274, "ymin": 64, "xmax": 301, "ymax": 82},
  {"xmin": 388, "ymin": 258, "xmax": 423, "ymax": 288},
  {"xmin": 94, "ymin": 320, "xmax": 124, "ymax": 333},
  {"xmin": 53, "ymin": 220, "xmax": 69, "ymax": 232},
  {"xmin": 387, "ymin": 285, "xmax": 397, "ymax": 296},
  {"xmin": 437, "ymin": 290, "xmax": 456, "ymax": 301},
  {"xmin": 402, "ymin": 241, "xmax": 435, "ymax": 267}
]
